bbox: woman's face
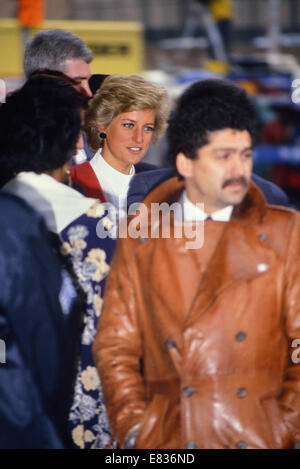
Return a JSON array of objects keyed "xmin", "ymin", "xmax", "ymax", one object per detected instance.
[{"xmin": 99, "ymin": 109, "xmax": 155, "ymax": 173}]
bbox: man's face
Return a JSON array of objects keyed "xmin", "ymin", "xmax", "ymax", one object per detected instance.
[
  {"xmin": 177, "ymin": 128, "xmax": 253, "ymax": 213},
  {"xmin": 63, "ymin": 58, "xmax": 92, "ymax": 98}
]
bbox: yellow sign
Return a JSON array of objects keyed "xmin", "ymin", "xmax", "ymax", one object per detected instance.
[{"xmin": 0, "ymin": 18, "xmax": 144, "ymax": 77}]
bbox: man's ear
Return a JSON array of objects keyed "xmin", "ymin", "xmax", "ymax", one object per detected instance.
[{"xmin": 176, "ymin": 152, "xmax": 193, "ymax": 178}]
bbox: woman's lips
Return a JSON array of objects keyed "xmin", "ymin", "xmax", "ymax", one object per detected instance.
[{"xmin": 127, "ymin": 146, "xmax": 143, "ymax": 154}]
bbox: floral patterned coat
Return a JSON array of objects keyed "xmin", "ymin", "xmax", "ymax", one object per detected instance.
[
  {"xmin": 3, "ymin": 172, "xmax": 117, "ymax": 449},
  {"xmin": 61, "ymin": 202, "xmax": 116, "ymax": 449}
]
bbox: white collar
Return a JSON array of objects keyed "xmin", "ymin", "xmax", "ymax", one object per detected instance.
[
  {"xmin": 179, "ymin": 190, "xmax": 233, "ymax": 222},
  {"xmin": 89, "ymin": 148, "xmax": 135, "ymax": 214},
  {"xmin": 3, "ymin": 172, "xmax": 98, "ymax": 233},
  {"xmin": 90, "ymin": 148, "xmax": 135, "ymax": 190}
]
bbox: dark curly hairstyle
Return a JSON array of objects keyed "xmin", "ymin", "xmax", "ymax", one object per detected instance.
[
  {"xmin": 0, "ymin": 75, "xmax": 88, "ymax": 186},
  {"xmin": 167, "ymin": 78, "xmax": 258, "ymax": 167}
]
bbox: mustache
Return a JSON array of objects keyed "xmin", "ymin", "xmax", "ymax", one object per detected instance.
[{"xmin": 222, "ymin": 177, "xmax": 249, "ymax": 189}]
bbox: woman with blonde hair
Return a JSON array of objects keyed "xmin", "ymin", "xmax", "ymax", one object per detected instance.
[{"xmin": 71, "ymin": 74, "xmax": 170, "ymax": 217}]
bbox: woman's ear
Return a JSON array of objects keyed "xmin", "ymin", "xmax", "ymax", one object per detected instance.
[{"xmin": 176, "ymin": 152, "xmax": 193, "ymax": 179}]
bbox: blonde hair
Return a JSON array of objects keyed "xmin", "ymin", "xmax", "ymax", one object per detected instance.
[{"xmin": 84, "ymin": 74, "xmax": 170, "ymax": 154}]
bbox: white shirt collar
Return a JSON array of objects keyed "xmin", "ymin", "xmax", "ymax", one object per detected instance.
[
  {"xmin": 179, "ymin": 190, "xmax": 233, "ymax": 222},
  {"xmin": 3, "ymin": 172, "xmax": 98, "ymax": 233},
  {"xmin": 90, "ymin": 148, "xmax": 135, "ymax": 214},
  {"xmin": 90, "ymin": 149, "xmax": 135, "ymax": 189}
]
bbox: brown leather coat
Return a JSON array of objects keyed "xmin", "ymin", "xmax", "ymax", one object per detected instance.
[{"xmin": 93, "ymin": 177, "xmax": 300, "ymax": 449}]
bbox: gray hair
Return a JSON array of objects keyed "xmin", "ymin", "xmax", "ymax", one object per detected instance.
[{"xmin": 24, "ymin": 29, "xmax": 93, "ymax": 78}]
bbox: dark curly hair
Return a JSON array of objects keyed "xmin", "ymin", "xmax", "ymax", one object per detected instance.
[
  {"xmin": 0, "ymin": 75, "xmax": 88, "ymax": 186},
  {"xmin": 167, "ymin": 79, "xmax": 258, "ymax": 167}
]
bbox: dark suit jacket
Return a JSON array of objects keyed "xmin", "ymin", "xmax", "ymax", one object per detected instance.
[
  {"xmin": 0, "ymin": 193, "xmax": 80, "ymax": 448},
  {"xmin": 127, "ymin": 168, "xmax": 291, "ymax": 209}
]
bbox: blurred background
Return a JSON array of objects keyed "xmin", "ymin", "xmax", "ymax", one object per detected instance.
[{"xmin": 2, "ymin": 0, "xmax": 300, "ymax": 206}]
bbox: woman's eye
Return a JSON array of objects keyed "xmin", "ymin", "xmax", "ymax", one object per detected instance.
[
  {"xmin": 123, "ymin": 123, "xmax": 134, "ymax": 129},
  {"xmin": 145, "ymin": 126, "xmax": 154, "ymax": 132}
]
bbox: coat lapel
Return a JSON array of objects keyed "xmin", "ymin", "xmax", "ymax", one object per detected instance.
[{"xmin": 185, "ymin": 220, "xmax": 277, "ymax": 327}]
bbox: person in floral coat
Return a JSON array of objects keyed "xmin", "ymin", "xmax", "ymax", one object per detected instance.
[{"xmin": 0, "ymin": 75, "xmax": 116, "ymax": 448}]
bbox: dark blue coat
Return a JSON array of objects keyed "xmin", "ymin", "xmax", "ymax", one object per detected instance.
[
  {"xmin": 0, "ymin": 193, "xmax": 80, "ymax": 449},
  {"xmin": 127, "ymin": 168, "xmax": 291, "ymax": 209}
]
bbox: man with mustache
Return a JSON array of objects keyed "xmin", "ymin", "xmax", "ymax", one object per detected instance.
[
  {"xmin": 93, "ymin": 79, "xmax": 300, "ymax": 449},
  {"xmin": 127, "ymin": 166, "xmax": 290, "ymax": 211}
]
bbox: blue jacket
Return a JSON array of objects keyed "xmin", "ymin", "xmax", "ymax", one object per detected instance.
[
  {"xmin": 127, "ymin": 168, "xmax": 291, "ymax": 209},
  {"xmin": 0, "ymin": 193, "xmax": 80, "ymax": 448}
]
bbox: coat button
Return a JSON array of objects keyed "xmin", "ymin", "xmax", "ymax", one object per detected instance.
[
  {"xmin": 236, "ymin": 387, "xmax": 247, "ymax": 398},
  {"xmin": 258, "ymin": 233, "xmax": 267, "ymax": 242},
  {"xmin": 236, "ymin": 440, "xmax": 247, "ymax": 449},
  {"xmin": 257, "ymin": 263, "xmax": 268, "ymax": 273},
  {"xmin": 165, "ymin": 339, "xmax": 175, "ymax": 349},
  {"xmin": 186, "ymin": 441, "xmax": 198, "ymax": 449},
  {"xmin": 235, "ymin": 331, "xmax": 246, "ymax": 342},
  {"xmin": 182, "ymin": 386, "xmax": 195, "ymax": 397}
]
